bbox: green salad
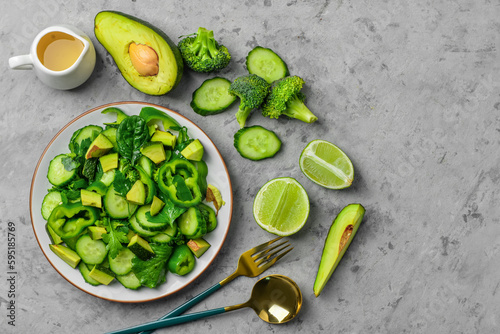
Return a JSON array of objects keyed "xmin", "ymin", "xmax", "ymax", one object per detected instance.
[{"xmin": 41, "ymin": 106, "xmax": 218, "ymax": 290}]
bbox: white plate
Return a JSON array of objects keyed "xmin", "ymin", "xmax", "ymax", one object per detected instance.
[{"xmin": 29, "ymin": 101, "xmax": 233, "ymax": 303}]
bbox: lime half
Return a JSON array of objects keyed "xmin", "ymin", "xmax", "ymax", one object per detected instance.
[
  {"xmin": 253, "ymin": 177, "xmax": 310, "ymax": 236},
  {"xmin": 299, "ymin": 140, "xmax": 354, "ymax": 189}
]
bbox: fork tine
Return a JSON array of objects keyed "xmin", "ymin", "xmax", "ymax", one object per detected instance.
[
  {"xmin": 255, "ymin": 243, "xmax": 292, "ymax": 267},
  {"xmin": 247, "ymin": 236, "xmax": 283, "ymax": 255},
  {"xmin": 258, "ymin": 247, "xmax": 293, "ymax": 271},
  {"xmin": 252, "ymin": 240, "xmax": 289, "ymax": 259}
]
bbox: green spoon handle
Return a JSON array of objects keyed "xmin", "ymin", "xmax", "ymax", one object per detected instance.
[
  {"xmin": 106, "ymin": 307, "xmax": 227, "ymax": 334},
  {"xmin": 138, "ymin": 282, "xmax": 223, "ymax": 334}
]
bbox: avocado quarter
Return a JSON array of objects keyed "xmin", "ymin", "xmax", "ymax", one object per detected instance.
[{"xmin": 94, "ymin": 11, "xmax": 183, "ymax": 95}]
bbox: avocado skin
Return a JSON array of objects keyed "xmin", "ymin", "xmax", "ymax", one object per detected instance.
[{"xmin": 94, "ymin": 11, "xmax": 184, "ymax": 95}]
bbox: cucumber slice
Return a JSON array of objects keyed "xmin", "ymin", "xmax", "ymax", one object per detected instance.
[
  {"xmin": 41, "ymin": 191, "xmax": 62, "ymax": 220},
  {"xmin": 116, "ymin": 271, "xmax": 142, "ymax": 290},
  {"xmin": 78, "ymin": 262, "xmax": 101, "ymax": 286},
  {"xmin": 150, "ymin": 223, "xmax": 178, "ymax": 243},
  {"xmin": 75, "ymin": 234, "xmax": 108, "ymax": 265},
  {"xmin": 178, "ymin": 207, "xmax": 206, "ymax": 239},
  {"xmin": 108, "ymin": 248, "xmax": 136, "ymax": 276},
  {"xmin": 233, "ymin": 125, "xmax": 282, "ymax": 161},
  {"xmin": 198, "ymin": 203, "xmax": 217, "ymax": 233},
  {"xmin": 129, "ymin": 215, "xmax": 159, "ymax": 238},
  {"xmin": 69, "ymin": 125, "xmax": 103, "ymax": 153},
  {"xmin": 190, "ymin": 77, "xmax": 236, "ymax": 116},
  {"xmin": 104, "ymin": 184, "xmax": 137, "ymax": 219},
  {"xmin": 101, "ymin": 127, "xmax": 118, "ymax": 150},
  {"xmin": 246, "ymin": 46, "xmax": 289, "ymax": 84},
  {"xmin": 135, "ymin": 205, "xmax": 169, "ymax": 231},
  {"xmin": 100, "ymin": 169, "xmax": 115, "ymax": 187},
  {"xmin": 47, "ymin": 154, "xmax": 77, "ymax": 186},
  {"xmin": 138, "ymin": 156, "xmax": 154, "ymax": 178}
]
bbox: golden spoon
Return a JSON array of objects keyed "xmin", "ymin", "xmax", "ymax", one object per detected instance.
[{"xmin": 107, "ymin": 275, "xmax": 303, "ymax": 334}]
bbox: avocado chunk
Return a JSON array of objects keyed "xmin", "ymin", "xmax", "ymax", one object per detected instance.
[
  {"xmin": 187, "ymin": 238, "xmax": 211, "ymax": 258},
  {"xmin": 313, "ymin": 204, "xmax": 365, "ymax": 297},
  {"xmin": 128, "ymin": 234, "xmax": 155, "ymax": 260},
  {"xmin": 94, "ymin": 11, "xmax": 183, "ymax": 95},
  {"xmin": 46, "ymin": 223, "xmax": 63, "ymax": 245},
  {"xmin": 206, "ymin": 184, "xmax": 225, "ymax": 215},
  {"xmin": 140, "ymin": 142, "xmax": 166, "ymax": 164},
  {"xmin": 181, "ymin": 139, "xmax": 204, "ymax": 161},
  {"xmin": 89, "ymin": 265, "xmax": 115, "ymax": 285},
  {"xmin": 81, "ymin": 189, "xmax": 102, "ymax": 208},
  {"xmin": 85, "ymin": 133, "xmax": 114, "ymax": 159},
  {"xmin": 126, "ymin": 180, "xmax": 146, "ymax": 205},
  {"xmin": 151, "ymin": 129, "xmax": 176, "ymax": 149},
  {"xmin": 49, "ymin": 244, "xmax": 81, "ymax": 269},
  {"xmin": 88, "ymin": 226, "xmax": 108, "ymax": 240},
  {"xmin": 99, "ymin": 153, "xmax": 119, "ymax": 172},
  {"xmin": 150, "ymin": 195, "xmax": 165, "ymax": 216}
]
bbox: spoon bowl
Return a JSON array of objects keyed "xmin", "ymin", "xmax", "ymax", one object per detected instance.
[{"xmin": 232, "ymin": 274, "xmax": 303, "ymax": 324}]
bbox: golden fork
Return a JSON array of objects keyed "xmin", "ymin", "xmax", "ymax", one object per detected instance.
[{"xmin": 139, "ymin": 236, "xmax": 292, "ymax": 334}]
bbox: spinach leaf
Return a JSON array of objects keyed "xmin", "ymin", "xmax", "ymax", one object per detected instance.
[
  {"xmin": 132, "ymin": 243, "xmax": 173, "ymax": 288},
  {"xmin": 116, "ymin": 115, "xmax": 149, "ymax": 165}
]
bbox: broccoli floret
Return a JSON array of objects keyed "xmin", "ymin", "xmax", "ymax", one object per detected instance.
[
  {"xmin": 262, "ymin": 76, "xmax": 318, "ymax": 123},
  {"xmin": 228, "ymin": 74, "xmax": 270, "ymax": 128},
  {"xmin": 178, "ymin": 27, "xmax": 231, "ymax": 73}
]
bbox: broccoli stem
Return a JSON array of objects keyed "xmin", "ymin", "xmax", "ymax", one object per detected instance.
[
  {"xmin": 235, "ymin": 107, "xmax": 252, "ymax": 128},
  {"xmin": 284, "ymin": 95, "xmax": 318, "ymax": 123},
  {"xmin": 190, "ymin": 28, "xmax": 219, "ymax": 60}
]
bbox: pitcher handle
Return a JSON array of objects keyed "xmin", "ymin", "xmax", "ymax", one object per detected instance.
[{"xmin": 9, "ymin": 55, "xmax": 33, "ymax": 70}]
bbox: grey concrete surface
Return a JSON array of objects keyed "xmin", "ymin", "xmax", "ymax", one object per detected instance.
[{"xmin": 1, "ymin": 1, "xmax": 499, "ymax": 333}]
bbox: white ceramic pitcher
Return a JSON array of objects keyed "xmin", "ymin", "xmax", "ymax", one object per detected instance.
[{"xmin": 9, "ymin": 24, "xmax": 96, "ymax": 90}]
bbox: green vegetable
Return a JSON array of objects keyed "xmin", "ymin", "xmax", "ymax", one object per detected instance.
[
  {"xmin": 102, "ymin": 219, "xmax": 129, "ymax": 259},
  {"xmin": 167, "ymin": 244, "xmax": 195, "ymax": 276},
  {"xmin": 139, "ymin": 106, "xmax": 180, "ymax": 130},
  {"xmin": 193, "ymin": 160, "xmax": 208, "ymax": 199},
  {"xmin": 82, "ymin": 158, "xmax": 99, "ymax": 181},
  {"xmin": 69, "ymin": 125, "xmax": 102, "ymax": 155},
  {"xmin": 178, "ymin": 206, "xmax": 207, "ymax": 239},
  {"xmin": 132, "ymin": 243, "xmax": 173, "ymax": 288},
  {"xmin": 75, "ymin": 234, "xmax": 108, "ymax": 265},
  {"xmin": 246, "ymin": 46, "xmax": 289, "ymax": 84},
  {"xmin": 116, "ymin": 115, "xmax": 150, "ymax": 165},
  {"xmin": 178, "ymin": 27, "xmax": 231, "ymax": 73},
  {"xmin": 145, "ymin": 193, "xmax": 187, "ymax": 226},
  {"xmin": 47, "ymin": 154, "xmax": 78, "ymax": 186},
  {"xmin": 262, "ymin": 76, "xmax": 318, "ymax": 123},
  {"xmin": 190, "ymin": 77, "xmax": 236, "ymax": 116},
  {"xmin": 157, "ymin": 159, "xmax": 202, "ymax": 207},
  {"xmin": 228, "ymin": 74, "xmax": 270, "ymax": 128},
  {"xmin": 234, "ymin": 125, "xmax": 282, "ymax": 161},
  {"xmin": 47, "ymin": 202, "xmax": 100, "ymax": 239},
  {"xmin": 102, "ymin": 107, "xmax": 129, "ymax": 126}
]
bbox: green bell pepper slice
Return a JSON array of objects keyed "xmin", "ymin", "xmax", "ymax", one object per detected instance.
[
  {"xmin": 47, "ymin": 202, "xmax": 100, "ymax": 239},
  {"xmin": 167, "ymin": 245, "xmax": 195, "ymax": 276},
  {"xmin": 157, "ymin": 159, "xmax": 202, "ymax": 207}
]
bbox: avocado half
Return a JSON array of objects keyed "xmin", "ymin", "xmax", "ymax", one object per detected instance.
[{"xmin": 94, "ymin": 11, "xmax": 183, "ymax": 95}]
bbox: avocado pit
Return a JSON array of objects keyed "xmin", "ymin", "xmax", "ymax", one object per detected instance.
[
  {"xmin": 129, "ymin": 42, "xmax": 159, "ymax": 76},
  {"xmin": 339, "ymin": 225, "xmax": 353, "ymax": 253}
]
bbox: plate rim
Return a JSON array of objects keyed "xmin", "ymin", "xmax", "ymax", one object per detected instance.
[{"xmin": 29, "ymin": 101, "xmax": 233, "ymax": 303}]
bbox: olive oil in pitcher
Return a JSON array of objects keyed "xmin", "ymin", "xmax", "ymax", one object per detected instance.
[{"xmin": 37, "ymin": 31, "xmax": 84, "ymax": 71}]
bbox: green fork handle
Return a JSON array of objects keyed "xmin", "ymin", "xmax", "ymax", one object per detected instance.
[
  {"xmin": 138, "ymin": 282, "xmax": 223, "ymax": 334},
  {"xmin": 107, "ymin": 307, "xmax": 228, "ymax": 334}
]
